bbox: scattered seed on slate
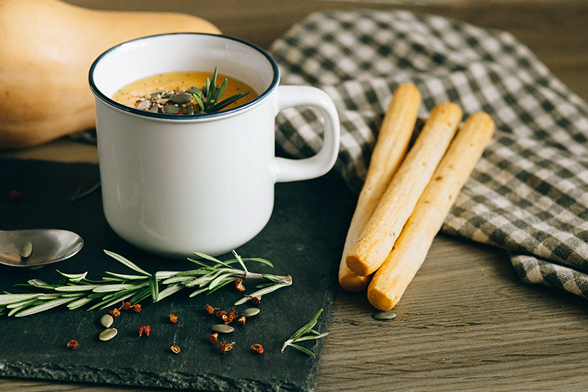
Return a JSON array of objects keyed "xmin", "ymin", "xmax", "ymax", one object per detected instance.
[
  {"xmin": 242, "ymin": 308, "xmax": 260, "ymax": 318},
  {"xmin": 20, "ymin": 242, "xmax": 33, "ymax": 258},
  {"xmin": 99, "ymin": 328, "xmax": 118, "ymax": 341},
  {"xmin": 212, "ymin": 324, "xmax": 234, "ymax": 334},
  {"xmin": 373, "ymin": 311, "xmax": 397, "ymax": 321},
  {"xmin": 100, "ymin": 314, "xmax": 114, "ymax": 328}
]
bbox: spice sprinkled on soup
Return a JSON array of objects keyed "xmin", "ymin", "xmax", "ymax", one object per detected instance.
[{"xmin": 112, "ymin": 68, "xmax": 257, "ymax": 115}]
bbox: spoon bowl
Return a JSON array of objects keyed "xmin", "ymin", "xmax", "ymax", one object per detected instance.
[{"xmin": 0, "ymin": 229, "xmax": 84, "ymax": 267}]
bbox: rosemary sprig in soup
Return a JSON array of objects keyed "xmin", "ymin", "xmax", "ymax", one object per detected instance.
[{"xmin": 112, "ymin": 67, "xmax": 255, "ymax": 115}]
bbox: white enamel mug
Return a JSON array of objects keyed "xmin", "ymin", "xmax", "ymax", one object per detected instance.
[{"xmin": 89, "ymin": 33, "xmax": 340, "ymax": 258}]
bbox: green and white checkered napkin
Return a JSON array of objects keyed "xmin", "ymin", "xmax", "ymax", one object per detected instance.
[{"xmin": 268, "ymin": 10, "xmax": 588, "ymax": 299}]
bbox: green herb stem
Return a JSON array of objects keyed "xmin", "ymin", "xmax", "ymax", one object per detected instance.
[
  {"xmin": 0, "ymin": 250, "xmax": 292, "ymax": 317},
  {"xmin": 282, "ymin": 309, "xmax": 329, "ymax": 356}
]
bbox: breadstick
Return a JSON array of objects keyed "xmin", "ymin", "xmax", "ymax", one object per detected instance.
[
  {"xmin": 367, "ymin": 112, "xmax": 495, "ymax": 310},
  {"xmin": 339, "ymin": 84, "xmax": 421, "ymax": 292},
  {"xmin": 346, "ymin": 102, "xmax": 462, "ymax": 276}
]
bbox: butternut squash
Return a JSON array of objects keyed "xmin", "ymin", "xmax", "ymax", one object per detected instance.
[{"xmin": 0, "ymin": 0, "xmax": 221, "ymax": 148}]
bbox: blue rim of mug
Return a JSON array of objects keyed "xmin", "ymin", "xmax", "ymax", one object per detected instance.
[{"xmin": 88, "ymin": 33, "xmax": 280, "ymax": 120}]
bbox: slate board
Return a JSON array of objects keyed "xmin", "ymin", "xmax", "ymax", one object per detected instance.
[{"xmin": 0, "ymin": 157, "xmax": 356, "ymax": 391}]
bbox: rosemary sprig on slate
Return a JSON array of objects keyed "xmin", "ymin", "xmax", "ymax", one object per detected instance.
[
  {"xmin": 0, "ymin": 250, "xmax": 292, "ymax": 317},
  {"xmin": 281, "ymin": 308, "xmax": 329, "ymax": 356}
]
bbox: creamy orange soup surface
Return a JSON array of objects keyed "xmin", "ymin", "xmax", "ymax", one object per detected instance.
[{"xmin": 112, "ymin": 71, "xmax": 258, "ymax": 115}]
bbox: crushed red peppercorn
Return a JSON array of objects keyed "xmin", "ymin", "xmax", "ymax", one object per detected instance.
[
  {"xmin": 234, "ymin": 278, "xmax": 246, "ymax": 292},
  {"xmin": 251, "ymin": 344, "xmax": 264, "ymax": 354},
  {"xmin": 109, "ymin": 308, "xmax": 121, "ymax": 318},
  {"xmin": 138, "ymin": 325, "xmax": 151, "ymax": 337},
  {"xmin": 208, "ymin": 333, "xmax": 219, "ymax": 344},
  {"xmin": 133, "ymin": 304, "xmax": 142, "ymax": 313},
  {"xmin": 120, "ymin": 301, "xmax": 132, "ymax": 310},
  {"xmin": 169, "ymin": 314, "xmax": 178, "ymax": 323},
  {"xmin": 237, "ymin": 316, "xmax": 246, "ymax": 326},
  {"xmin": 219, "ymin": 341, "xmax": 234, "ymax": 355},
  {"xmin": 205, "ymin": 304, "xmax": 218, "ymax": 315},
  {"xmin": 67, "ymin": 340, "xmax": 79, "ymax": 350}
]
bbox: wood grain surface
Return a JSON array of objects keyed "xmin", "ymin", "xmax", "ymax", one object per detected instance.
[{"xmin": 1, "ymin": 1, "xmax": 588, "ymax": 391}]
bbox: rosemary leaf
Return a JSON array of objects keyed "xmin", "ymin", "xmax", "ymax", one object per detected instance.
[
  {"xmin": 189, "ymin": 286, "xmax": 209, "ymax": 298},
  {"xmin": 232, "ymin": 250, "xmax": 249, "ymax": 274},
  {"xmin": 191, "ymin": 252, "xmax": 234, "ymax": 269},
  {"xmin": 156, "ymin": 283, "xmax": 185, "ymax": 302},
  {"xmin": 97, "ymin": 292, "xmax": 138, "ymax": 310},
  {"xmin": 206, "ymin": 278, "xmax": 233, "ymax": 295},
  {"xmin": 287, "ymin": 343, "xmax": 316, "ymax": 356},
  {"xmin": 92, "ymin": 284, "xmax": 137, "ymax": 293},
  {"xmin": 103, "ymin": 250, "xmax": 152, "ymax": 276},
  {"xmin": 149, "ymin": 273, "xmax": 159, "ymax": 303},
  {"xmin": 15, "ymin": 297, "xmax": 78, "ymax": 318},
  {"xmin": 54, "ymin": 285, "xmax": 100, "ymax": 292},
  {"xmin": 104, "ymin": 271, "xmax": 148, "ymax": 280},
  {"xmin": 67, "ymin": 297, "xmax": 96, "ymax": 310},
  {"xmin": 208, "ymin": 92, "xmax": 250, "ymax": 113},
  {"xmin": 128, "ymin": 287, "xmax": 152, "ymax": 305},
  {"xmin": 57, "ymin": 271, "xmax": 88, "ymax": 282},
  {"xmin": 6, "ymin": 298, "xmax": 41, "ymax": 309},
  {"xmin": 243, "ymin": 258, "xmax": 274, "ymax": 268},
  {"xmin": 0, "ymin": 294, "xmax": 42, "ymax": 305}
]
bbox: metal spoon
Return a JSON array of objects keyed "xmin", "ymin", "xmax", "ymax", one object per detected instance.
[{"xmin": 0, "ymin": 229, "xmax": 84, "ymax": 267}]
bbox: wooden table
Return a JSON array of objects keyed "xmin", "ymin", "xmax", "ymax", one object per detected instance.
[{"xmin": 2, "ymin": 1, "xmax": 588, "ymax": 391}]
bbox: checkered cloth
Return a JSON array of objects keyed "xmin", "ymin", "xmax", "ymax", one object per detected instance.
[{"xmin": 268, "ymin": 10, "xmax": 588, "ymax": 299}]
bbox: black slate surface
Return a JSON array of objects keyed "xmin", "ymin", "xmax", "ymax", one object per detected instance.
[{"xmin": 0, "ymin": 157, "xmax": 356, "ymax": 391}]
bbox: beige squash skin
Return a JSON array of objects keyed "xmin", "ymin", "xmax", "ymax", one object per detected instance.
[{"xmin": 0, "ymin": 0, "xmax": 221, "ymax": 148}]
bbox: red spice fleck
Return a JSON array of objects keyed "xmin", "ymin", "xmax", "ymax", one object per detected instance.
[
  {"xmin": 67, "ymin": 340, "xmax": 79, "ymax": 350},
  {"xmin": 219, "ymin": 341, "xmax": 234, "ymax": 355},
  {"xmin": 208, "ymin": 333, "xmax": 219, "ymax": 344},
  {"xmin": 132, "ymin": 304, "xmax": 142, "ymax": 313},
  {"xmin": 205, "ymin": 304, "xmax": 218, "ymax": 315},
  {"xmin": 251, "ymin": 344, "xmax": 264, "ymax": 354},
  {"xmin": 237, "ymin": 316, "xmax": 246, "ymax": 326},
  {"xmin": 247, "ymin": 295, "xmax": 261, "ymax": 306},
  {"xmin": 138, "ymin": 325, "xmax": 151, "ymax": 337},
  {"xmin": 234, "ymin": 278, "xmax": 246, "ymax": 292},
  {"xmin": 169, "ymin": 314, "xmax": 178, "ymax": 323},
  {"xmin": 109, "ymin": 308, "xmax": 121, "ymax": 318}
]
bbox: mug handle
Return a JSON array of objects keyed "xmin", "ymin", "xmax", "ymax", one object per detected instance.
[{"xmin": 272, "ymin": 85, "xmax": 340, "ymax": 182}]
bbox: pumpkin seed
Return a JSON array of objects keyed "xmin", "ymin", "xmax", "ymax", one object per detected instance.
[
  {"xmin": 212, "ymin": 324, "xmax": 234, "ymax": 334},
  {"xmin": 242, "ymin": 308, "xmax": 260, "ymax": 318},
  {"xmin": 20, "ymin": 242, "xmax": 33, "ymax": 258},
  {"xmin": 170, "ymin": 93, "xmax": 192, "ymax": 104},
  {"xmin": 99, "ymin": 327, "xmax": 118, "ymax": 341},
  {"xmin": 100, "ymin": 314, "xmax": 114, "ymax": 328},
  {"xmin": 373, "ymin": 311, "xmax": 397, "ymax": 321},
  {"xmin": 162, "ymin": 105, "xmax": 180, "ymax": 114}
]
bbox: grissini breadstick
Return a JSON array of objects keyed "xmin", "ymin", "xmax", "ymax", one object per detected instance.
[
  {"xmin": 339, "ymin": 84, "xmax": 421, "ymax": 292},
  {"xmin": 346, "ymin": 102, "xmax": 462, "ymax": 276},
  {"xmin": 367, "ymin": 112, "xmax": 495, "ymax": 311}
]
